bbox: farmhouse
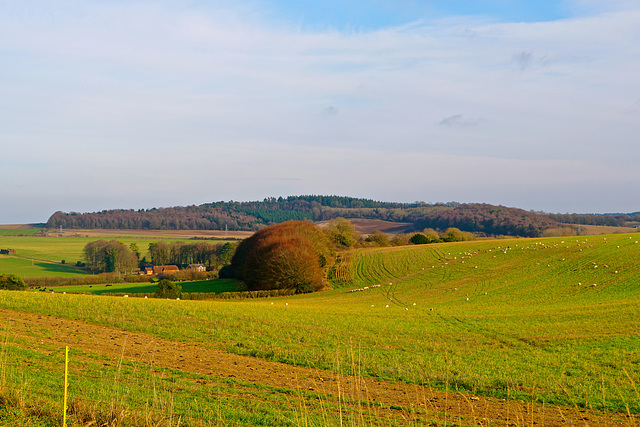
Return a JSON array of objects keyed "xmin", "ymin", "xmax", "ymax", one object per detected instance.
[
  {"xmin": 188, "ymin": 263, "xmax": 206, "ymax": 272},
  {"xmin": 152, "ymin": 265, "xmax": 180, "ymax": 275},
  {"xmin": 0, "ymin": 249, "xmax": 16, "ymax": 255},
  {"xmin": 143, "ymin": 265, "xmax": 180, "ymax": 275}
]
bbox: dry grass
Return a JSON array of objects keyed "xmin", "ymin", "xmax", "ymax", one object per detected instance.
[{"xmin": 0, "ymin": 224, "xmax": 39, "ymax": 230}]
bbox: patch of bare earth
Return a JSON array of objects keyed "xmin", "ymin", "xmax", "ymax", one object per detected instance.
[
  {"xmin": 50, "ymin": 228, "xmax": 254, "ymax": 239},
  {"xmin": 316, "ymin": 219, "xmax": 414, "ymax": 235},
  {"xmin": 1, "ymin": 309, "xmax": 634, "ymax": 426}
]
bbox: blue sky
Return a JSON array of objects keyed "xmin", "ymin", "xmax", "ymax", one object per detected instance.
[
  {"xmin": 262, "ymin": 0, "xmax": 570, "ymax": 29},
  {"xmin": 1, "ymin": 0, "xmax": 640, "ymax": 223}
]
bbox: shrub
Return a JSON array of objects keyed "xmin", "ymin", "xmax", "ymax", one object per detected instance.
[
  {"xmin": 154, "ymin": 279, "xmax": 182, "ymax": 299},
  {"xmin": 324, "ymin": 217, "xmax": 360, "ymax": 248},
  {"xmin": 390, "ymin": 233, "xmax": 410, "ymax": 246},
  {"xmin": 365, "ymin": 230, "xmax": 390, "ymax": 247},
  {"xmin": 442, "ymin": 227, "xmax": 475, "ymax": 242},
  {"xmin": 0, "ymin": 274, "xmax": 27, "ymax": 291},
  {"xmin": 409, "ymin": 233, "xmax": 429, "ymax": 245}
]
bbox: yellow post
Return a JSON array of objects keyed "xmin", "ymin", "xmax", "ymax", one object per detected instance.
[{"xmin": 63, "ymin": 346, "xmax": 69, "ymax": 427}]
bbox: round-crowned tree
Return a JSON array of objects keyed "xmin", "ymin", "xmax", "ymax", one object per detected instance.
[
  {"xmin": 231, "ymin": 221, "xmax": 332, "ymax": 293},
  {"xmin": 154, "ymin": 279, "xmax": 182, "ymax": 299},
  {"xmin": 0, "ymin": 274, "xmax": 27, "ymax": 291},
  {"xmin": 409, "ymin": 233, "xmax": 429, "ymax": 245}
]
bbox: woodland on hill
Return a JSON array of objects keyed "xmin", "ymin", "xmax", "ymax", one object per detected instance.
[{"xmin": 45, "ymin": 195, "xmax": 640, "ymax": 238}]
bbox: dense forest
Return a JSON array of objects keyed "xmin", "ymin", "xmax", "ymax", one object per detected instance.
[
  {"xmin": 543, "ymin": 212, "xmax": 640, "ymax": 227},
  {"xmin": 45, "ymin": 195, "xmax": 640, "ymax": 238}
]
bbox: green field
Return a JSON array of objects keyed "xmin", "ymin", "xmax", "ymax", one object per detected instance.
[
  {"xmin": 0, "ymin": 255, "xmax": 89, "ymax": 278},
  {"xmin": 49, "ymin": 278, "xmax": 246, "ymax": 295},
  {"xmin": 1, "ymin": 234, "xmax": 639, "ymax": 425}
]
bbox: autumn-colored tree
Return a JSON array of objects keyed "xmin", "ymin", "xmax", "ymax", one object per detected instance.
[
  {"xmin": 390, "ymin": 233, "xmax": 410, "ymax": 246},
  {"xmin": 231, "ymin": 221, "xmax": 332, "ymax": 293},
  {"xmin": 422, "ymin": 228, "xmax": 441, "ymax": 243},
  {"xmin": 324, "ymin": 217, "xmax": 360, "ymax": 248},
  {"xmin": 365, "ymin": 230, "xmax": 390, "ymax": 247},
  {"xmin": 442, "ymin": 227, "xmax": 474, "ymax": 242}
]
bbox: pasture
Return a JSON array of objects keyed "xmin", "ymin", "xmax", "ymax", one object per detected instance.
[
  {"xmin": 48, "ymin": 278, "xmax": 246, "ymax": 295},
  {"xmin": 0, "ymin": 234, "xmax": 234, "ymax": 278},
  {"xmin": 1, "ymin": 233, "xmax": 640, "ymax": 426}
]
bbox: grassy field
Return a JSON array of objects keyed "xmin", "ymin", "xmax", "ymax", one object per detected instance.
[
  {"xmin": 0, "ymin": 255, "xmax": 88, "ymax": 278},
  {"xmin": 48, "ymin": 278, "xmax": 246, "ymax": 295},
  {"xmin": 1, "ymin": 233, "xmax": 640, "ymax": 425}
]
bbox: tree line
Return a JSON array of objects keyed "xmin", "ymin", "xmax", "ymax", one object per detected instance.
[
  {"xmin": 44, "ymin": 195, "xmax": 603, "ymax": 238},
  {"xmin": 544, "ymin": 212, "xmax": 640, "ymax": 227},
  {"xmin": 82, "ymin": 240, "xmax": 235, "ymax": 274}
]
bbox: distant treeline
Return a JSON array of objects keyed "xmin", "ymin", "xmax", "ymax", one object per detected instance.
[
  {"xmin": 544, "ymin": 212, "xmax": 640, "ymax": 227},
  {"xmin": 45, "ymin": 195, "xmax": 636, "ymax": 238}
]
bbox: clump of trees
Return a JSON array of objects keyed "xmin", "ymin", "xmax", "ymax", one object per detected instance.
[
  {"xmin": 406, "ymin": 227, "xmax": 474, "ymax": 245},
  {"xmin": 362, "ymin": 227, "xmax": 474, "ymax": 248},
  {"xmin": 0, "ymin": 274, "xmax": 27, "ymax": 290},
  {"xmin": 83, "ymin": 240, "xmax": 139, "ymax": 275},
  {"xmin": 147, "ymin": 241, "xmax": 234, "ymax": 270},
  {"xmin": 231, "ymin": 221, "xmax": 333, "ymax": 293},
  {"xmin": 82, "ymin": 239, "xmax": 236, "ymax": 275}
]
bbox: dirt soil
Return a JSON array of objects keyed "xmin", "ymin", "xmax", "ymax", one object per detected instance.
[
  {"xmin": 0, "ymin": 308, "xmax": 634, "ymax": 426},
  {"xmin": 49, "ymin": 228, "xmax": 254, "ymax": 239},
  {"xmin": 316, "ymin": 219, "xmax": 414, "ymax": 235}
]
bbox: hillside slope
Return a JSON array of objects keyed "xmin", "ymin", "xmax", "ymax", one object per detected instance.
[
  {"xmin": 45, "ymin": 195, "xmax": 564, "ymax": 237},
  {"xmin": 1, "ymin": 233, "xmax": 639, "ymax": 423}
]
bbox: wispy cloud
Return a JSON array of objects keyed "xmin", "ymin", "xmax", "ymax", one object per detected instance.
[{"xmin": 438, "ymin": 114, "xmax": 484, "ymax": 128}]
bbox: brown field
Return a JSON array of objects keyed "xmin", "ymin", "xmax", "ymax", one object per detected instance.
[
  {"xmin": 569, "ymin": 224, "xmax": 640, "ymax": 235},
  {"xmin": 42, "ymin": 228, "xmax": 254, "ymax": 239},
  {"xmin": 0, "ymin": 224, "xmax": 39, "ymax": 230},
  {"xmin": 1, "ymin": 307, "xmax": 631, "ymax": 427},
  {"xmin": 316, "ymin": 219, "xmax": 414, "ymax": 235}
]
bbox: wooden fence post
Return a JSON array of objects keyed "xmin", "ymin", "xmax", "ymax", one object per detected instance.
[{"xmin": 63, "ymin": 346, "xmax": 69, "ymax": 427}]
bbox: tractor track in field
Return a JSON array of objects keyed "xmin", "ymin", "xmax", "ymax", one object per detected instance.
[{"xmin": 1, "ymin": 308, "xmax": 635, "ymax": 426}]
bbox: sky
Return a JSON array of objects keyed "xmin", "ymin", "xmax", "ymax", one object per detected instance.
[{"xmin": 1, "ymin": 0, "xmax": 640, "ymax": 223}]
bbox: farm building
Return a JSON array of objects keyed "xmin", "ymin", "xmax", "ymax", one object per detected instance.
[
  {"xmin": 0, "ymin": 249, "xmax": 16, "ymax": 255},
  {"xmin": 188, "ymin": 263, "xmax": 206, "ymax": 272},
  {"xmin": 152, "ymin": 265, "xmax": 180, "ymax": 275},
  {"xmin": 142, "ymin": 265, "xmax": 180, "ymax": 275}
]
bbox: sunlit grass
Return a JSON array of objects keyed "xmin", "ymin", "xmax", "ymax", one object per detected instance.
[{"xmin": 1, "ymin": 233, "xmax": 639, "ymax": 421}]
